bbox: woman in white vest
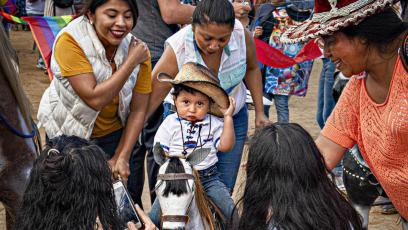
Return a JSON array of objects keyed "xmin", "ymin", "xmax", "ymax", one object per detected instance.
[
  {"xmin": 37, "ymin": 0, "xmax": 151, "ymax": 204},
  {"xmin": 147, "ymin": 0, "xmax": 269, "ymax": 193}
]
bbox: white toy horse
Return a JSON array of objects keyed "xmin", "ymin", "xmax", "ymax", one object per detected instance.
[{"xmin": 153, "ymin": 143, "xmax": 225, "ymax": 230}]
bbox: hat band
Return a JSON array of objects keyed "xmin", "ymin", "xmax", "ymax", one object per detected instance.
[{"xmin": 313, "ymin": 0, "xmax": 375, "ymax": 23}]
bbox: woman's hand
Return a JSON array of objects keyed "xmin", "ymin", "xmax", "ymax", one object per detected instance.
[
  {"xmin": 126, "ymin": 37, "xmax": 149, "ymax": 68},
  {"xmin": 127, "ymin": 204, "xmax": 158, "ymax": 230},
  {"xmin": 253, "ymin": 26, "xmax": 263, "ymax": 38},
  {"xmin": 220, "ymin": 97, "xmax": 235, "ymax": 117},
  {"xmin": 255, "ymin": 112, "xmax": 270, "ymax": 129},
  {"xmin": 111, "ymin": 156, "xmax": 130, "ymax": 184}
]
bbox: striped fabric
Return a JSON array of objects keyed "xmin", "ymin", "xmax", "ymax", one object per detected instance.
[
  {"xmin": 22, "ymin": 15, "xmax": 73, "ymax": 79},
  {"xmin": 0, "ymin": 11, "xmax": 26, "ymax": 24},
  {"xmin": 0, "ymin": 0, "xmax": 16, "ymax": 14}
]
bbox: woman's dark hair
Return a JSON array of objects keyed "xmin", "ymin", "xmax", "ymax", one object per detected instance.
[
  {"xmin": 17, "ymin": 135, "xmax": 124, "ymax": 230},
  {"xmin": 341, "ymin": 7, "xmax": 408, "ymax": 54},
  {"xmin": 82, "ymin": 0, "xmax": 138, "ymax": 28},
  {"xmin": 232, "ymin": 123, "xmax": 362, "ymax": 230},
  {"xmin": 192, "ymin": 0, "xmax": 235, "ymax": 28}
]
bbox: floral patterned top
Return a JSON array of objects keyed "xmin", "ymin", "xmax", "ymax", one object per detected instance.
[{"xmin": 264, "ymin": 6, "xmax": 313, "ymax": 96}]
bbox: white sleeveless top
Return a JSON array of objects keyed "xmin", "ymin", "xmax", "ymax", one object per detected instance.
[{"xmin": 165, "ymin": 19, "xmax": 247, "ymax": 115}]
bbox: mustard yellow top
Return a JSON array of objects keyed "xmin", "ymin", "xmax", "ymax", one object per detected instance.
[{"xmin": 54, "ymin": 32, "xmax": 152, "ymax": 137}]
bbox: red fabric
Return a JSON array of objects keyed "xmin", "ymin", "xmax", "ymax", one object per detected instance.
[
  {"xmin": 314, "ymin": 0, "xmax": 358, "ymax": 13},
  {"xmin": 254, "ymin": 38, "xmax": 322, "ymax": 68}
]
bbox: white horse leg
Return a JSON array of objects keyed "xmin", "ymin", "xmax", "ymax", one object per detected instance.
[{"xmin": 353, "ymin": 204, "xmax": 371, "ymax": 229}]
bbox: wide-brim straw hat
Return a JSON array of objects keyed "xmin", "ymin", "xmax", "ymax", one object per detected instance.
[
  {"xmin": 281, "ymin": 0, "xmax": 396, "ymax": 43},
  {"xmin": 157, "ymin": 62, "xmax": 229, "ymax": 117}
]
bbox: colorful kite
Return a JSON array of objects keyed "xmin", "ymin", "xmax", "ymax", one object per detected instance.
[{"xmin": 22, "ymin": 15, "xmax": 73, "ymax": 80}]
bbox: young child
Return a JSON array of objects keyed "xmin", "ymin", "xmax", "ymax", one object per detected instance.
[{"xmin": 149, "ymin": 62, "xmax": 236, "ymax": 225}]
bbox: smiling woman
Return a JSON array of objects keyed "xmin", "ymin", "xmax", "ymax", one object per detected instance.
[
  {"xmin": 282, "ymin": 0, "xmax": 408, "ymax": 223},
  {"xmin": 37, "ymin": 0, "xmax": 151, "ymax": 205}
]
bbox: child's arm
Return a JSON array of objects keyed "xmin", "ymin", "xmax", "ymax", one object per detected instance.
[{"xmin": 217, "ymin": 97, "xmax": 236, "ymax": 152}]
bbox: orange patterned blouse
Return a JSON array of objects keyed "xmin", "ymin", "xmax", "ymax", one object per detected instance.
[{"xmin": 322, "ymin": 56, "xmax": 408, "ymax": 219}]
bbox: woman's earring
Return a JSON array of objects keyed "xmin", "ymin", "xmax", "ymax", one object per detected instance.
[{"xmin": 90, "ymin": 21, "xmax": 94, "ymax": 25}]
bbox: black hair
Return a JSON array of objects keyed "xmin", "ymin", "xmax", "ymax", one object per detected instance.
[
  {"xmin": 82, "ymin": 0, "xmax": 138, "ymax": 28},
  {"xmin": 162, "ymin": 157, "xmax": 189, "ymax": 197},
  {"xmin": 341, "ymin": 7, "xmax": 408, "ymax": 54},
  {"xmin": 16, "ymin": 135, "xmax": 124, "ymax": 230},
  {"xmin": 192, "ymin": 0, "xmax": 235, "ymax": 29},
  {"xmin": 232, "ymin": 123, "xmax": 362, "ymax": 230},
  {"xmin": 171, "ymin": 84, "xmax": 213, "ymax": 103}
]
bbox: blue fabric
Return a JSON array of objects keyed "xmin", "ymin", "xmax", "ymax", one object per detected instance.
[
  {"xmin": 263, "ymin": 94, "xmax": 289, "ymax": 122},
  {"xmin": 316, "ymin": 58, "xmax": 336, "ymax": 129},
  {"xmin": 216, "ymin": 106, "xmax": 248, "ymax": 193},
  {"xmin": 148, "ymin": 165, "xmax": 235, "ymax": 226}
]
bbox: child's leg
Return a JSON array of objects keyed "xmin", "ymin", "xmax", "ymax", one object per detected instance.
[
  {"xmin": 148, "ymin": 198, "xmax": 161, "ymax": 227},
  {"xmin": 198, "ymin": 165, "xmax": 235, "ymax": 221}
]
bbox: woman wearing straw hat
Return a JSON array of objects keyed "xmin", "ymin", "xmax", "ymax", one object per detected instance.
[
  {"xmin": 282, "ymin": 0, "xmax": 408, "ymax": 224},
  {"xmin": 147, "ymin": 0, "xmax": 269, "ymax": 193}
]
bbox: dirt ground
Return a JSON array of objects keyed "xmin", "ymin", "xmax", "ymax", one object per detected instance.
[{"xmin": 0, "ymin": 30, "xmax": 402, "ymax": 229}]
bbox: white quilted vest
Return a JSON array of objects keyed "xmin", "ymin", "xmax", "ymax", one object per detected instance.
[{"xmin": 38, "ymin": 16, "xmax": 140, "ymax": 139}]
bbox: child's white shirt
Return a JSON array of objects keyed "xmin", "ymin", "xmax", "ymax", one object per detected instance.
[{"xmin": 154, "ymin": 113, "xmax": 224, "ymax": 171}]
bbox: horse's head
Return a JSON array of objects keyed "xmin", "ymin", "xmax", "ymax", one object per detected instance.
[{"xmin": 153, "ymin": 143, "xmax": 211, "ymax": 230}]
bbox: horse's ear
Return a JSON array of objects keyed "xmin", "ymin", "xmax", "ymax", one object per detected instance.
[
  {"xmin": 186, "ymin": 148, "xmax": 211, "ymax": 166},
  {"xmin": 153, "ymin": 142, "xmax": 166, "ymax": 165}
]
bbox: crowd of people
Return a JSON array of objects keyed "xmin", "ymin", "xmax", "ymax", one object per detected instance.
[{"xmin": 2, "ymin": 0, "xmax": 408, "ymax": 229}]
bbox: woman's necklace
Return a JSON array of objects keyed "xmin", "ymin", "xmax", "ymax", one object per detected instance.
[{"xmin": 108, "ymin": 48, "xmax": 118, "ymax": 64}]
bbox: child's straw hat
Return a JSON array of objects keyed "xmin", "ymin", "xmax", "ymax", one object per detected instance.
[{"xmin": 157, "ymin": 62, "xmax": 229, "ymax": 117}]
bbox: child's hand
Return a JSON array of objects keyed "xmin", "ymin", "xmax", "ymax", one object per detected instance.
[{"xmin": 220, "ymin": 97, "xmax": 235, "ymax": 117}]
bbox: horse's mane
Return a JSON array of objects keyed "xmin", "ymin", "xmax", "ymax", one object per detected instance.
[
  {"xmin": 163, "ymin": 157, "xmax": 188, "ymax": 197},
  {"xmin": 0, "ymin": 22, "xmax": 33, "ymax": 129}
]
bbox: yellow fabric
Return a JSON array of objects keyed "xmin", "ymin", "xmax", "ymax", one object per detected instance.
[{"xmin": 54, "ymin": 32, "xmax": 153, "ymax": 137}]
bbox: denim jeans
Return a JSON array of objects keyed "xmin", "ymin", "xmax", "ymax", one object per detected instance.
[
  {"xmin": 263, "ymin": 94, "xmax": 289, "ymax": 123},
  {"xmin": 316, "ymin": 58, "xmax": 336, "ymax": 129},
  {"xmin": 91, "ymin": 129, "xmax": 145, "ymax": 207},
  {"xmin": 217, "ymin": 106, "xmax": 248, "ymax": 193},
  {"xmin": 148, "ymin": 165, "xmax": 235, "ymax": 226}
]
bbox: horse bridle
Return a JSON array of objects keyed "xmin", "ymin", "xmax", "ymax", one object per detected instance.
[{"xmin": 157, "ymin": 172, "xmax": 196, "ymax": 224}]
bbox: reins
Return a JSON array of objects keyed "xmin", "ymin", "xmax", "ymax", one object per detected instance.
[
  {"xmin": 0, "ymin": 111, "xmax": 36, "ymax": 138},
  {"xmin": 0, "ymin": 111, "xmax": 42, "ymax": 155}
]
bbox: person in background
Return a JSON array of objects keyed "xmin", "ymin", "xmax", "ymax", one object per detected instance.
[
  {"xmin": 282, "ymin": 0, "xmax": 408, "ymax": 223},
  {"xmin": 260, "ymin": 0, "xmax": 313, "ymax": 122},
  {"xmin": 37, "ymin": 0, "xmax": 151, "ymax": 205},
  {"xmin": 131, "ymin": 0, "xmax": 252, "ymax": 207},
  {"xmin": 43, "ymin": 0, "xmax": 74, "ymax": 16},
  {"xmin": 26, "ymin": 0, "xmax": 46, "ymax": 70},
  {"xmin": 148, "ymin": 0, "xmax": 269, "ymax": 193}
]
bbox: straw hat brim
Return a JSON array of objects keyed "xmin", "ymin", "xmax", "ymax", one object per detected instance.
[
  {"xmin": 158, "ymin": 72, "xmax": 229, "ymax": 117},
  {"xmin": 281, "ymin": 0, "xmax": 395, "ymax": 43}
]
